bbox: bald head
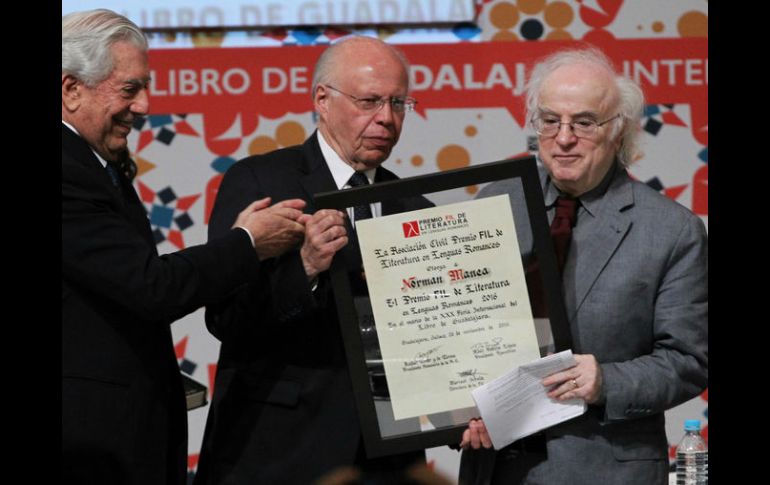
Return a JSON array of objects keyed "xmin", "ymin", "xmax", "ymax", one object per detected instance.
[
  {"xmin": 311, "ymin": 36, "xmax": 410, "ymax": 97},
  {"xmin": 311, "ymin": 36, "xmax": 412, "ymax": 171}
]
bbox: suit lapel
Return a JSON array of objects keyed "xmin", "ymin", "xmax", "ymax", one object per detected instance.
[
  {"xmin": 570, "ymin": 171, "xmax": 634, "ymax": 320},
  {"xmin": 62, "ymin": 124, "xmax": 118, "ymax": 193},
  {"xmin": 62, "ymin": 124, "xmax": 156, "ymax": 249},
  {"xmin": 298, "ymin": 133, "xmax": 362, "ymax": 268},
  {"xmin": 298, "ymin": 132, "xmax": 338, "ymax": 211}
]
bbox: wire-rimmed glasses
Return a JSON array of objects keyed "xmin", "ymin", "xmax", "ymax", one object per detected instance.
[
  {"xmin": 531, "ymin": 113, "xmax": 621, "ymax": 138},
  {"xmin": 324, "ymin": 84, "xmax": 417, "ymax": 113}
]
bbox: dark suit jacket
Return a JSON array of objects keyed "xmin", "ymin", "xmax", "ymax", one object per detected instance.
[
  {"xmin": 62, "ymin": 124, "xmax": 261, "ymax": 485},
  {"xmin": 194, "ymin": 132, "xmax": 433, "ymax": 485},
  {"xmin": 460, "ymin": 164, "xmax": 708, "ymax": 485}
]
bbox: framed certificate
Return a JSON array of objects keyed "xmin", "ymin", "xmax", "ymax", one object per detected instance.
[{"xmin": 314, "ymin": 155, "xmax": 571, "ymax": 457}]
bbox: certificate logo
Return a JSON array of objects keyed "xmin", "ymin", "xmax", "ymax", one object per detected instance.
[
  {"xmin": 412, "ymin": 213, "xmax": 470, "ymax": 236},
  {"xmin": 403, "ymin": 221, "xmax": 421, "ymax": 238}
]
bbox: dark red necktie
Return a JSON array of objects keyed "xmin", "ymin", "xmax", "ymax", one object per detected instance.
[
  {"xmin": 526, "ymin": 197, "xmax": 578, "ymax": 317},
  {"xmin": 550, "ymin": 197, "xmax": 578, "ymax": 274}
]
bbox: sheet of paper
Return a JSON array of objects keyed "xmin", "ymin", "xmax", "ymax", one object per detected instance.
[
  {"xmin": 356, "ymin": 195, "xmax": 541, "ymax": 420},
  {"xmin": 471, "ymin": 349, "xmax": 586, "ymax": 449}
]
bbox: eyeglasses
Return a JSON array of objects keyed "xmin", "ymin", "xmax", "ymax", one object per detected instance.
[
  {"xmin": 531, "ymin": 113, "xmax": 621, "ymax": 138},
  {"xmin": 324, "ymin": 84, "xmax": 416, "ymax": 113}
]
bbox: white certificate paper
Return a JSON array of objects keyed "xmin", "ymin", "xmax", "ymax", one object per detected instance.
[
  {"xmin": 356, "ymin": 195, "xmax": 541, "ymax": 420},
  {"xmin": 471, "ymin": 350, "xmax": 586, "ymax": 449}
]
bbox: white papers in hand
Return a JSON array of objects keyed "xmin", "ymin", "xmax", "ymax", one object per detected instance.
[{"xmin": 470, "ymin": 349, "xmax": 586, "ymax": 450}]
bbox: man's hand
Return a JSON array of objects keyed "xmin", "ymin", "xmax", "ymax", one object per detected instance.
[
  {"xmin": 300, "ymin": 209, "xmax": 348, "ymax": 280},
  {"xmin": 542, "ymin": 353, "xmax": 603, "ymax": 404},
  {"xmin": 234, "ymin": 198, "xmax": 307, "ymax": 260},
  {"xmin": 459, "ymin": 418, "xmax": 493, "ymax": 450}
]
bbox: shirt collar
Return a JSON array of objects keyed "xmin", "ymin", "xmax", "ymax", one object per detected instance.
[
  {"xmin": 62, "ymin": 120, "xmax": 108, "ymax": 168},
  {"xmin": 317, "ymin": 130, "xmax": 376, "ymax": 189},
  {"xmin": 578, "ymin": 161, "xmax": 618, "ymax": 217},
  {"xmin": 543, "ymin": 160, "xmax": 619, "ymax": 218}
]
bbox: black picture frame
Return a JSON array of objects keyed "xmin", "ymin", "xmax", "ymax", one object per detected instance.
[{"xmin": 314, "ymin": 155, "xmax": 572, "ymax": 458}]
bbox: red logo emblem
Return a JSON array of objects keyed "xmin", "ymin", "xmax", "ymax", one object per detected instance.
[{"xmin": 402, "ymin": 221, "xmax": 420, "ymax": 238}]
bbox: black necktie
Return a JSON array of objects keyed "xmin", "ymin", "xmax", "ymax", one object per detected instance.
[
  {"xmin": 347, "ymin": 172, "xmax": 385, "ymax": 397},
  {"xmin": 348, "ymin": 172, "xmax": 373, "ymax": 224},
  {"xmin": 525, "ymin": 196, "xmax": 579, "ymax": 317},
  {"xmin": 105, "ymin": 163, "xmax": 122, "ymax": 193}
]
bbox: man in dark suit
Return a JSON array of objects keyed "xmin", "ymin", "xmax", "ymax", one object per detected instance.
[
  {"xmin": 459, "ymin": 47, "xmax": 708, "ymax": 484},
  {"xmin": 194, "ymin": 36, "xmax": 432, "ymax": 484},
  {"xmin": 62, "ymin": 10, "xmax": 307, "ymax": 484}
]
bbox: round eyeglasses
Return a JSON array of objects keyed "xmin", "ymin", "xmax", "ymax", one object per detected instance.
[
  {"xmin": 531, "ymin": 113, "xmax": 621, "ymax": 138},
  {"xmin": 324, "ymin": 84, "xmax": 416, "ymax": 113}
]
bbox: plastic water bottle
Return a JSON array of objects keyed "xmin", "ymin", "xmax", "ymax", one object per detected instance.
[{"xmin": 675, "ymin": 419, "xmax": 708, "ymax": 484}]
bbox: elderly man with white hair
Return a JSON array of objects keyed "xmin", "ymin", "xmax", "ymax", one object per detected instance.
[{"xmin": 459, "ymin": 47, "xmax": 708, "ymax": 485}]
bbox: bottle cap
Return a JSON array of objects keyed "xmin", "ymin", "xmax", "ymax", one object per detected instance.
[{"xmin": 684, "ymin": 419, "xmax": 701, "ymax": 431}]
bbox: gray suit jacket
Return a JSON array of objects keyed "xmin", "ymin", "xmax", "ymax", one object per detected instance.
[{"xmin": 460, "ymin": 163, "xmax": 708, "ymax": 485}]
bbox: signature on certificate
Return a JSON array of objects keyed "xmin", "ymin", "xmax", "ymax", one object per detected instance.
[
  {"xmin": 470, "ymin": 337, "xmax": 504, "ymax": 352},
  {"xmin": 414, "ymin": 345, "xmax": 442, "ymax": 361},
  {"xmin": 457, "ymin": 368, "xmax": 488, "ymax": 378}
]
